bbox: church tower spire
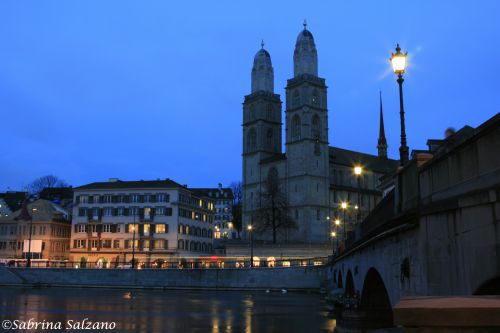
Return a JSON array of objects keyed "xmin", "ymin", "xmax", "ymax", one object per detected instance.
[
  {"xmin": 251, "ymin": 42, "xmax": 274, "ymax": 93},
  {"xmin": 377, "ymin": 91, "xmax": 388, "ymax": 158},
  {"xmin": 293, "ymin": 21, "xmax": 318, "ymax": 77}
]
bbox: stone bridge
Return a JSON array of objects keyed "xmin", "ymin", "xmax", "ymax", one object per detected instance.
[{"xmin": 328, "ymin": 114, "xmax": 500, "ymax": 329}]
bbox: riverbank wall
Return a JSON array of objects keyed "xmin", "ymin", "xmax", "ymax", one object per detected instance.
[{"xmin": 0, "ymin": 266, "xmax": 327, "ymax": 291}]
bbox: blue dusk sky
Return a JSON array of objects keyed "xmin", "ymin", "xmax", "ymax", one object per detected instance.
[{"xmin": 1, "ymin": 1, "xmax": 499, "ymax": 191}]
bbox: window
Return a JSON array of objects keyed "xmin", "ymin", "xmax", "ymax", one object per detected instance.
[
  {"xmin": 157, "ymin": 193, "xmax": 170, "ymax": 203},
  {"xmin": 103, "ymin": 207, "xmax": 113, "ymax": 216},
  {"xmin": 266, "ymin": 128, "xmax": 273, "ymax": 146},
  {"xmin": 117, "ymin": 207, "xmax": 124, "ymax": 216},
  {"xmin": 73, "ymin": 239, "xmax": 86, "ymax": 248},
  {"xmin": 143, "ymin": 224, "xmax": 150, "ymax": 236},
  {"xmin": 267, "ymin": 103, "xmax": 273, "ymax": 120},
  {"xmin": 113, "ymin": 240, "xmax": 120, "ymax": 249},
  {"xmin": 249, "ymin": 105, "xmax": 255, "ymax": 120},
  {"xmin": 130, "ymin": 194, "xmax": 140, "ymax": 203},
  {"xmin": 144, "ymin": 207, "xmax": 152, "ymax": 220},
  {"xmin": 154, "ymin": 239, "xmax": 167, "ymax": 249},
  {"xmin": 312, "ymin": 114, "xmax": 321, "ymax": 140},
  {"xmin": 79, "ymin": 196, "xmax": 88, "ymax": 204},
  {"xmin": 178, "ymin": 239, "xmax": 184, "ymax": 250},
  {"xmin": 103, "ymin": 224, "xmax": 111, "ymax": 233},
  {"xmin": 127, "ymin": 224, "xmax": 139, "ymax": 233},
  {"xmin": 292, "ymin": 90, "xmax": 300, "ymax": 107},
  {"xmin": 156, "ymin": 224, "xmax": 167, "ymax": 233},
  {"xmin": 156, "ymin": 207, "xmax": 165, "ymax": 215},
  {"xmin": 103, "ymin": 195, "xmax": 112, "ymax": 203},
  {"xmin": 247, "ymin": 128, "xmax": 257, "ymax": 151},
  {"xmin": 90, "ymin": 240, "xmax": 99, "ymax": 249},
  {"xmin": 292, "ymin": 115, "xmax": 301, "ymax": 140},
  {"xmin": 101, "ymin": 240, "xmax": 112, "ymax": 248},
  {"xmin": 312, "ymin": 89, "xmax": 319, "ymax": 105},
  {"xmin": 316, "ymin": 209, "xmax": 320, "ymax": 221},
  {"xmin": 78, "ymin": 208, "xmax": 86, "ymax": 217},
  {"xmin": 75, "ymin": 224, "xmax": 85, "ymax": 232}
]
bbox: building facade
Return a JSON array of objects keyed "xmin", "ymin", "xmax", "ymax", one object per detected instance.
[
  {"xmin": 70, "ymin": 179, "xmax": 215, "ymax": 267},
  {"xmin": 242, "ymin": 25, "xmax": 397, "ymax": 243},
  {"xmin": 0, "ymin": 199, "xmax": 71, "ymax": 260},
  {"xmin": 192, "ymin": 184, "xmax": 235, "ymax": 240}
]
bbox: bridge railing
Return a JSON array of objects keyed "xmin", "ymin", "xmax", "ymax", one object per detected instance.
[{"xmin": 4, "ymin": 257, "xmax": 329, "ymax": 269}]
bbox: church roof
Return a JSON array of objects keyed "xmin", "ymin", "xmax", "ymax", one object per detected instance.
[
  {"xmin": 329, "ymin": 146, "xmax": 398, "ymax": 174},
  {"xmin": 75, "ymin": 179, "xmax": 185, "ymax": 191},
  {"xmin": 1, "ymin": 199, "xmax": 70, "ymax": 223}
]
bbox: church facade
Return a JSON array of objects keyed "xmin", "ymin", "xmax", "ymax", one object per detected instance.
[{"xmin": 242, "ymin": 25, "xmax": 397, "ymax": 243}]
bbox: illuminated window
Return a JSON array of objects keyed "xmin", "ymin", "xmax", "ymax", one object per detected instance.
[
  {"xmin": 143, "ymin": 224, "xmax": 150, "ymax": 236},
  {"xmin": 156, "ymin": 224, "xmax": 166, "ymax": 233}
]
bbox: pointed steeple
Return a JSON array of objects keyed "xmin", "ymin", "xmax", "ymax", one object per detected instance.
[{"xmin": 377, "ymin": 91, "xmax": 388, "ymax": 158}]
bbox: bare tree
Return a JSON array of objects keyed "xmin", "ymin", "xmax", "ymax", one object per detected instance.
[
  {"xmin": 254, "ymin": 168, "xmax": 296, "ymax": 243},
  {"xmin": 230, "ymin": 181, "xmax": 243, "ymax": 236},
  {"xmin": 28, "ymin": 175, "xmax": 69, "ymax": 194}
]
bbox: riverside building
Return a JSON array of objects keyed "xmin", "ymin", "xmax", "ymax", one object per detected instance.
[{"xmin": 70, "ymin": 179, "xmax": 215, "ymax": 267}]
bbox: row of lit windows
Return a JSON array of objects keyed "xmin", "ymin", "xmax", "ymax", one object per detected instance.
[
  {"xmin": 77, "ymin": 193, "xmax": 170, "ymax": 204},
  {"xmin": 178, "ymin": 208, "xmax": 213, "ymax": 223},
  {"xmin": 0, "ymin": 225, "xmax": 70, "ymax": 237},
  {"xmin": 73, "ymin": 239, "xmax": 168, "ymax": 250},
  {"xmin": 178, "ymin": 224, "xmax": 212, "ymax": 238},
  {"xmin": 78, "ymin": 207, "xmax": 173, "ymax": 218}
]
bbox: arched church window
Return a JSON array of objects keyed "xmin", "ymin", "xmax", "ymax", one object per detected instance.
[
  {"xmin": 292, "ymin": 90, "xmax": 300, "ymax": 107},
  {"xmin": 312, "ymin": 114, "xmax": 321, "ymax": 140},
  {"xmin": 249, "ymin": 105, "xmax": 255, "ymax": 121},
  {"xmin": 247, "ymin": 128, "xmax": 257, "ymax": 151},
  {"xmin": 266, "ymin": 128, "xmax": 273, "ymax": 147},
  {"xmin": 292, "ymin": 115, "xmax": 301, "ymax": 140},
  {"xmin": 312, "ymin": 89, "xmax": 319, "ymax": 105},
  {"xmin": 267, "ymin": 104, "xmax": 273, "ymax": 120}
]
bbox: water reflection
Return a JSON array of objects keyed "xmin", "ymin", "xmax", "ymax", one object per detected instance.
[{"xmin": 0, "ymin": 288, "xmax": 335, "ymax": 333}]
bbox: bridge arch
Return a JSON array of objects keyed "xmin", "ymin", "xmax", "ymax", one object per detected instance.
[
  {"xmin": 360, "ymin": 268, "xmax": 393, "ymax": 326},
  {"xmin": 345, "ymin": 270, "xmax": 355, "ymax": 297},
  {"xmin": 337, "ymin": 270, "xmax": 343, "ymax": 288},
  {"xmin": 475, "ymin": 275, "xmax": 500, "ymax": 295}
]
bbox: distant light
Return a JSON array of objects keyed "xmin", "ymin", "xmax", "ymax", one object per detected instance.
[
  {"xmin": 341, "ymin": 202, "xmax": 348, "ymax": 209},
  {"xmin": 335, "ymin": 219, "xmax": 340, "ymax": 226},
  {"xmin": 331, "ymin": 231, "xmax": 336, "ymax": 237},
  {"xmin": 355, "ymin": 205, "xmax": 359, "ymax": 210},
  {"xmin": 247, "ymin": 224, "xmax": 253, "ymax": 231},
  {"xmin": 354, "ymin": 166, "xmax": 362, "ymax": 176},
  {"xmin": 326, "ymin": 216, "xmax": 330, "ymax": 220}
]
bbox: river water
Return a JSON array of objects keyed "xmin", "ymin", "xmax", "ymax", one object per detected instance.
[{"xmin": 0, "ymin": 287, "xmax": 336, "ymax": 332}]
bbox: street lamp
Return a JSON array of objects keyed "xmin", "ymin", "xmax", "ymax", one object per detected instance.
[
  {"xmin": 330, "ymin": 231, "xmax": 337, "ymax": 256},
  {"xmin": 354, "ymin": 165, "xmax": 362, "ymax": 225},
  {"xmin": 390, "ymin": 44, "xmax": 409, "ymax": 166},
  {"xmin": 247, "ymin": 224, "xmax": 254, "ymax": 268},
  {"xmin": 131, "ymin": 212, "xmax": 137, "ymax": 269},
  {"xmin": 27, "ymin": 207, "xmax": 37, "ymax": 268},
  {"xmin": 340, "ymin": 202, "xmax": 348, "ymax": 246}
]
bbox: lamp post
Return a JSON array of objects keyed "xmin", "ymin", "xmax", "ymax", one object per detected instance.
[
  {"xmin": 330, "ymin": 231, "xmax": 336, "ymax": 256},
  {"xmin": 354, "ymin": 166, "xmax": 362, "ymax": 224},
  {"xmin": 131, "ymin": 211, "xmax": 136, "ymax": 269},
  {"xmin": 340, "ymin": 202, "xmax": 348, "ymax": 248},
  {"xmin": 390, "ymin": 44, "xmax": 409, "ymax": 166},
  {"xmin": 247, "ymin": 224, "xmax": 254, "ymax": 268},
  {"xmin": 334, "ymin": 219, "xmax": 340, "ymax": 253},
  {"xmin": 27, "ymin": 207, "xmax": 37, "ymax": 268}
]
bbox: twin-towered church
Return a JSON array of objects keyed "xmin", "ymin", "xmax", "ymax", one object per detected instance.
[{"xmin": 242, "ymin": 24, "xmax": 398, "ymax": 243}]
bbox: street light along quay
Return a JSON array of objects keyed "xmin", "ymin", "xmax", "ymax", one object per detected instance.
[
  {"xmin": 390, "ymin": 44, "xmax": 409, "ymax": 166},
  {"xmin": 247, "ymin": 224, "xmax": 254, "ymax": 267},
  {"xmin": 340, "ymin": 202, "xmax": 348, "ymax": 249},
  {"xmin": 354, "ymin": 165, "xmax": 362, "ymax": 225},
  {"xmin": 330, "ymin": 231, "xmax": 336, "ymax": 256},
  {"xmin": 27, "ymin": 207, "xmax": 37, "ymax": 268}
]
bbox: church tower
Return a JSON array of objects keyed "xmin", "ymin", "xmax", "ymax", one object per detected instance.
[
  {"xmin": 242, "ymin": 43, "xmax": 282, "ymax": 232},
  {"xmin": 285, "ymin": 23, "xmax": 330, "ymax": 242},
  {"xmin": 377, "ymin": 91, "xmax": 388, "ymax": 158}
]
